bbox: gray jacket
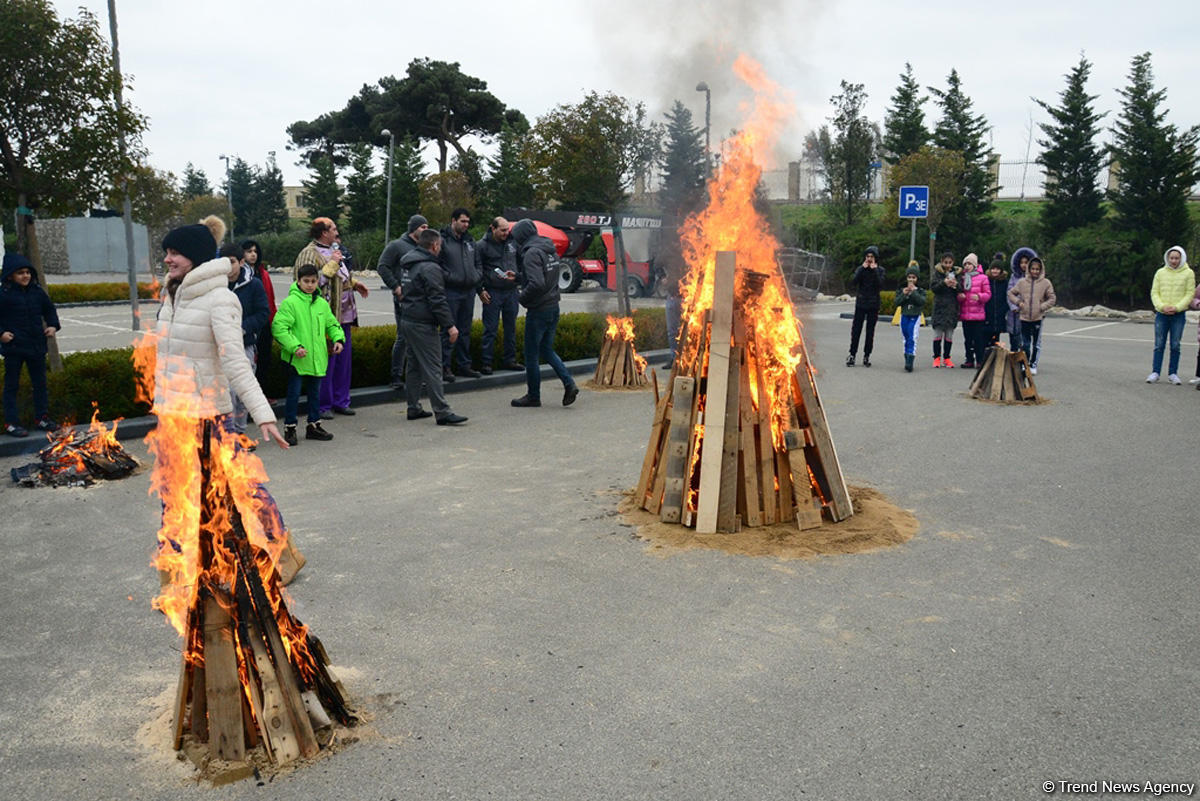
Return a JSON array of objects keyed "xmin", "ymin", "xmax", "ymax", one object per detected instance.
[{"xmin": 377, "ymin": 234, "xmax": 420, "ymax": 309}]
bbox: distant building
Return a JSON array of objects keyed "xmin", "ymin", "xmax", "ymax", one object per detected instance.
[{"xmin": 283, "ymin": 186, "xmax": 308, "ymax": 219}]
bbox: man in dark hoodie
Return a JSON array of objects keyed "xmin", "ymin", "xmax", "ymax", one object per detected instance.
[
  {"xmin": 509, "ymin": 219, "xmax": 578, "ymax": 408},
  {"xmin": 474, "ymin": 216, "xmax": 522, "ymax": 374},
  {"xmin": 222, "ymin": 242, "xmax": 269, "ymax": 435},
  {"xmin": 377, "ymin": 214, "xmax": 429, "ymax": 389},
  {"xmin": 398, "ymin": 229, "xmax": 467, "ymax": 425},
  {"xmin": 846, "ymin": 245, "xmax": 885, "ymax": 367},
  {"xmin": 439, "ymin": 207, "xmax": 480, "ymax": 380},
  {"xmin": 0, "ymin": 253, "xmax": 61, "ymax": 436}
]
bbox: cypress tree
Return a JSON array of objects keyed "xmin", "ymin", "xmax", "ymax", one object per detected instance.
[
  {"xmin": 658, "ymin": 100, "xmax": 707, "ymax": 216},
  {"xmin": 344, "ymin": 142, "xmax": 381, "ymax": 233},
  {"xmin": 930, "ymin": 69, "xmax": 994, "ymax": 247},
  {"xmin": 302, "ymin": 154, "xmax": 343, "ymax": 224},
  {"xmin": 883, "ymin": 63, "xmax": 928, "ymax": 164}
]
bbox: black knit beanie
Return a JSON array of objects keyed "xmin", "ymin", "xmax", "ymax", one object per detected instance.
[
  {"xmin": 989, "ymin": 257, "xmax": 1004, "ymax": 270},
  {"xmin": 864, "ymin": 245, "xmax": 880, "ymax": 260},
  {"xmin": 407, "ymin": 214, "xmax": 428, "ymax": 234},
  {"xmin": 162, "ymin": 224, "xmax": 217, "ymax": 268}
]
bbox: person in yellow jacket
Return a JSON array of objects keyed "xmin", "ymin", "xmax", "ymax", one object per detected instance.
[
  {"xmin": 272, "ymin": 263, "xmax": 345, "ymax": 444},
  {"xmin": 1147, "ymin": 246, "xmax": 1196, "ymax": 385}
]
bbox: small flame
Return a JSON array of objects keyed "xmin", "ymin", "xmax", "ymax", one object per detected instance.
[{"xmin": 604, "ymin": 315, "xmax": 648, "ymax": 375}]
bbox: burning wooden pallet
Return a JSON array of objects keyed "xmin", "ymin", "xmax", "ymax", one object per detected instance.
[
  {"xmin": 634, "ymin": 252, "xmax": 853, "ymax": 534},
  {"xmin": 10, "ymin": 411, "xmax": 138, "ymax": 487},
  {"xmin": 593, "ymin": 315, "xmax": 649, "ymax": 387},
  {"xmin": 165, "ymin": 421, "xmax": 354, "ymax": 772},
  {"xmin": 967, "ymin": 344, "xmax": 1041, "ymax": 403}
]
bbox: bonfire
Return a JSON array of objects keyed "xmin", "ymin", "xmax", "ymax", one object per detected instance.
[
  {"xmin": 593, "ymin": 315, "xmax": 649, "ymax": 387},
  {"xmin": 634, "ymin": 56, "xmax": 853, "ymax": 535},
  {"xmin": 10, "ymin": 406, "xmax": 138, "ymax": 488}
]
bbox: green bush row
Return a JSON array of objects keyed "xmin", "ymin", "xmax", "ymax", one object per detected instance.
[
  {"xmin": 45, "ymin": 282, "xmax": 159, "ymax": 304},
  {"xmin": 0, "ymin": 309, "xmax": 668, "ymax": 426}
]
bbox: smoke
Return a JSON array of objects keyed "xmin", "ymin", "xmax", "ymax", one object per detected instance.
[{"xmin": 601, "ymin": 0, "xmax": 826, "ymax": 168}]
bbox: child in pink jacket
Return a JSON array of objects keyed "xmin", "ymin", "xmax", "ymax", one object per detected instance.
[{"xmin": 956, "ymin": 253, "xmax": 991, "ymax": 369}]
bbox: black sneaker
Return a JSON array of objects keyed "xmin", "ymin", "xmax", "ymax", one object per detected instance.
[
  {"xmin": 332, "ymin": 406, "xmax": 355, "ymax": 416},
  {"xmin": 862, "ymin": 356, "xmax": 871, "ymax": 368},
  {"xmin": 283, "ymin": 425, "xmax": 298, "ymax": 447},
  {"xmin": 306, "ymin": 422, "xmax": 333, "ymax": 441},
  {"xmin": 501, "ymin": 361, "xmax": 525, "ymax": 371},
  {"xmin": 436, "ymin": 413, "xmax": 468, "ymax": 426},
  {"xmin": 511, "ymin": 395, "xmax": 541, "ymax": 407},
  {"xmin": 5, "ymin": 423, "xmax": 29, "ymax": 438},
  {"xmin": 661, "ymin": 359, "xmax": 674, "ymax": 370},
  {"xmin": 846, "ymin": 353, "xmax": 855, "ymax": 367},
  {"xmin": 319, "ymin": 410, "xmax": 334, "ymax": 420},
  {"xmin": 443, "ymin": 369, "xmax": 456, "ymax": 384},
  {"xmin": 406, "ymin": 408, "xmax": 433, "ymax": 420},
  {"xmin": 563, "ymin": 385, "xmax": 579, "ymax": 406},
  {"xmin": 454, "ymin": 367, "xmax": 482, "ymax": 379},
  {"xmin": 479, "ymin": 365, "xmax": 494, "ymax": 375}
]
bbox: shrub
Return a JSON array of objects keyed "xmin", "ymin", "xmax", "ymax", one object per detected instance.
[
  {"xmin": 46, "ymin": 282, "xmax": 158, "ymax": 303},
  {"xmin": 0, "ymin": 309, "xmax": 668, "ymax": 425}
]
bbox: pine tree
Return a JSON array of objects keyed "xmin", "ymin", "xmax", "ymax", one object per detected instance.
[
  {"xmin": 451, "ymin": 148, "xmax": 485, "ymax": 206},
  {"xmin": 344, "ymin": 142, "xmax": 381, "ymax": 233},
  {"xmin": 480, "ymin": 122, "xmax": 534, "ymax": 218},
  {"xmin": 826, "ymin": 81, "xmax": 878, "ymax": 226},
  {"xmin": 302, "ymin": 154, "xmax": 343, "ymax": 224},
  {"xmin": 383, "ymin": 136, "xmax": 426, "ymax": 229},
  {"xmin": 226, "ymin": 157, "xmax": 255, "ymax": 239},
  {"xmin": 930, "ymin": 69, "xmax": 994, "ymax": 247},
  {"xmin": 882, "ymin": 63, "xmax": 928, "ymax": 164},
  {"xmin": 248, "ymin": 152, "xmax": 288, "ymax": 234},
  {"xmin": 1033, "ymin": 56, "xmax": 1106, "ymax": 244},
  {"xmin": 181, "ymin": 163, "xmax": 211, "ymax": 198},
  {"xmin": 1109, "ymin": 52, "xmax": 1200, "ymax": 247},
  {"xmin": 658, "ymin": 100, "xmax": 707, "ymax": 217}
]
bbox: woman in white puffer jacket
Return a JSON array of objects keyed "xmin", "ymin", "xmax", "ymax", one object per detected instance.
[{"xmin": 155, "ymin": 216, "xmax": 285, "ymax": 448}]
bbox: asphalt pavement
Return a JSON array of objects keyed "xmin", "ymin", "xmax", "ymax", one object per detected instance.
[{"xmin": 1, "ymin": 302, "xmax": 1197, "ymax": 800}]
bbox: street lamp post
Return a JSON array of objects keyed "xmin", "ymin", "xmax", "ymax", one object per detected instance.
[
  {"xmin": 107, "ymin": 0, "xmax": 139, "ymax": 330},
  {"xmin": 695, "ymin": 81, "xmax": 711, "ymax": 170},
  {"xmin": 219, "ymin": 154, "xmax": 234, "ymax": 242},
  {"xmin": 381, "ymin": 129, "xmax": 395, "ymax": 242}
]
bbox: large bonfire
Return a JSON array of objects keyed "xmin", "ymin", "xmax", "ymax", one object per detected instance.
[
  {"xmin": 635, "ymin": 56, "xmax": 853, "ymax": 534},
  {"xmin": 133, "ymin": 325, "xmax": 354, "ymax": 772}
]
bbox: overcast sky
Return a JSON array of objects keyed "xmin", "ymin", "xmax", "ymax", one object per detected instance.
[{"xmin": 53, "ymin": 0, "xmax": 1200, "ymax": 191}]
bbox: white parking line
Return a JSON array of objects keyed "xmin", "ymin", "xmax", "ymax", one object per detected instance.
[
  {"xmin": 1052, "ymin": 322, "xmax": 1121, "ymax": 336},
  {"xmin": 56, "ymin": 316, "xmax": 135, "ymax": 333}
]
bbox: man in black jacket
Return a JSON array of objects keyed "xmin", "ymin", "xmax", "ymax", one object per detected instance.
[
  {"xmin": 474, "ymin": 216, "xmax": 523, "ymax": 374},
  {"xmin": 846, "ymin": 245, "xmax": 885, "ymax": 367},
  {"xmin": 509, "ymin": 219, "xmax": 578, "ymax": 408},
  {"xmin": 398, "ymin": 229, "xmax": 467, "ymax": 425},
  {"xmin": 377, "ymin": 214, "xmax": 428, "ymax": 389},
  {"xmin": 439, "ymin": 207, "xmax": 480, "ymax": 380}
]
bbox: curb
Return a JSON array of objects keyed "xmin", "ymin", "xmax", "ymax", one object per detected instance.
[{"xmin": 0, "ymin": 348, "xmax": 673, "ymax": 461}]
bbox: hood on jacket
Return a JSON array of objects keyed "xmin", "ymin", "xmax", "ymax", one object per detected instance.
[
  {"xmin": 229, "ymin": 263, "xmax": 255, "ymax": 290},
  {"xmin": 2, "ymin": 252, "xmax": 36, "ymax": 283},
  {"xmin": 1161, "ymin": 245, "xmax": 1190, "ymax": 267},
  {"xmin": 510, "ymin": 219, "xmax": 537, "ymax": 246},
  {"xmin": 1027, "ymin": 256, "xmax": 1047, "ymax": 277},
  {"xmin": 399, "ymin": 246, "xmax": 439, "ymax": 268},
  {"xmin": 1010, "ymin": 246, "xmax": 1037, "ymax": 277},
  {"xmin": 286, "ymin": 280, "xmax": 321, "ymax": 304}
]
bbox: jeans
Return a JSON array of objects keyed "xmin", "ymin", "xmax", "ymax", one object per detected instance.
[
  {"xmin": 284, "ymin": 364, "xmax": 322, "ymax": 425},
  {"xmin": 480, "ymin": 287, "xmax": 519, "ymax": 366},
  {"xmin": 230, "ymin": 344, "xmax": 257, "ymax": 434},
  {"xmin": 402, "ymin": 319, "xmax": 451, "ymax": 418},
  {"xmin": 1152, "ymin": 311, "xmax": 1186, "ymax": 375},
  {"xmin": 961, "ymin": 320, "xmax": 984, "ymax": 364},
  {"xmin": 665, "ymin": 295, "xmax": 683, "ymax": 359},
  {"xmin": 900, "ymin": 315, "xmax": 920, "ymax": 356},
  {"xmin": 849, "ymin": 305, "xmax": 879, "ymax": 357},
  {"xmin": 3, "ymin": 351, "xmax": 48, "ymax": 424},
  {"xmin": 1020, "ymin": 320, "xmax": 1044, "ymax": 368},
  {"xmin": 390, "ymin": 301, "xmax": 407, "ymax": 386},
  {"xmin": 523, "ymin": 304, "xmax": 573, "ymax": 401},
  {"xmin": 442, "ymin": 287, "xmax": 476, "ymax": 372},
  {"xmin": 319, "ymin": 323, "xmax": 353, "ymax": 412}
]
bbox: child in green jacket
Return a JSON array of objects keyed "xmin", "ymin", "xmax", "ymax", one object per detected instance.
[
  {"xmin": 272, "ymin": 264, "xmax": 345, "ymax": 444},
  {"xmin": 896, "ymin": 264, "xmax": 926, "ymax": 373}
]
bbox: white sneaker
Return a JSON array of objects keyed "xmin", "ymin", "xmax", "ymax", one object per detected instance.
[
  {"xmin": 1188, "ymin": 377, "xmax": 1200, "ymax": 384},
  {"xmin": 1168, "ymin": 374, "xmax": 1182, "ymax": 385},
  {"xmin": 1146, "ymin": 372, "xmax": 1159, "ymax": 383},
  {"xmin": 1030, "ymin": 366, "xmax": 1038, "ymax": 376}
]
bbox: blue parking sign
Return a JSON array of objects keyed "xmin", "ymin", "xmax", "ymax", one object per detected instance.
[{"xmin": 899, "ymin": 185, "xmax": 929, "ymax": 219}]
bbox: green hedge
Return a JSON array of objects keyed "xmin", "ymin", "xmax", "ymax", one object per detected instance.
[
  {"xmin": 46, "ymin": 282, "xmax": 159, "ymax": 303},
  {"xmin": 0, "ymin": 309, "xmax": 667, "ymax": 426}
]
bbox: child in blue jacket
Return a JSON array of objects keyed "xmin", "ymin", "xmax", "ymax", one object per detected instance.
[{"xmin": 1, "ymin": 253, "xmax": 61, "ymax": 437}]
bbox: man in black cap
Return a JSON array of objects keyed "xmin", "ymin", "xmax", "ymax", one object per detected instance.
[
  {"xmin": 377, "ymin": 214, "xmax": 429, "ymax": 389},
  {"xmin": 508, "ymin": 219, "xmax": 578, "ymax": 408},
  {"xmin": 398, "ymin": 229, "xmax": 467, "ymax": 426},
  {"xmin": 846, "ymin": 245, "xmax": 885, "ymax": 367}
]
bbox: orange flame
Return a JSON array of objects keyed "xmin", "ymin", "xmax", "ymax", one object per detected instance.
[
  {"xmin": 677, "ymin": 55, "xmax": 809, "ymax": 450},
  {"xmin": 604, "ymin": 315, "xmax": 648, "ymax": 375}
]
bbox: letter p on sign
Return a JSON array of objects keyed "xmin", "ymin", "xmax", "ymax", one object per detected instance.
[{"xmin": 899, "ymin": 186, "xmax": 929, "ymax": 219}]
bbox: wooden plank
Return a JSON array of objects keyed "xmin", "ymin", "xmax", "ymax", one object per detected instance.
[
  {"xmin": 203, "ymin": 595, "xmax": 245, "ymax": 762},
  {"xmin": 244, "ymin": 614, "xmax": 302, "ymax": 764},
  {"xmin": 785, "ymin": 429, "xmax": 823, "ymax": 530},
  {"xmin": 593, "ymin": 338, "xmax": 610, "ymax": 382},
  {"xmin": 696, "ymin": 252, "xmax": 737, "ymax": 534},
  {"xmin": 606, "ymin": 339, "xmax": 623, "ymax": 384},
  {"xmin": 1000, "ymin": 357, "xmax": 1016, "ymax": 400},
  {"xmin": 987, "ymin": 348, "xmax": 1007, "ymax": 401},
  {"xmin": 635, "ymin": 390, "xmax": 672, "ymax": 504},
  {"xmin": 968, "ymin": 347, "xmax": 994, "ymax": 396},
  {"xmin": 792, "ymin": 338, "xmax": 853, "ymax": 522},
  {"xmin": 659, "ymin": 376, "xmax": 696, "ymax": 523},
  {"xmin": 190, "ymin": 666, "xmax": 207, "ymax": 740},
  {"xmin": 716, "ymin": 345, "xmax": 743, "ymax": 532},
  {"xmin": 171, "ymin": 648, "xmax": 194, "ymax": 750},
  {"xmin": 754, "ymin": 342, "xmax": 777, "ymax": 526},
  {"xmin": 737, "ymin": 346, "xmax": 762, "ymax": 528},
  {"xmin": 775, "ymin": 448, "xmax": 795, "ymax": 523}
]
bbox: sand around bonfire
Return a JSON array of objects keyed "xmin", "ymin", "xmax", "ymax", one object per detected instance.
[
  {"xmin": 583, "ymin": 379, "xmax": 654, "ymax": 392},
  {"xmin": 619, "ymin": 486, "xmax": 917, "ymax": 560}
]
